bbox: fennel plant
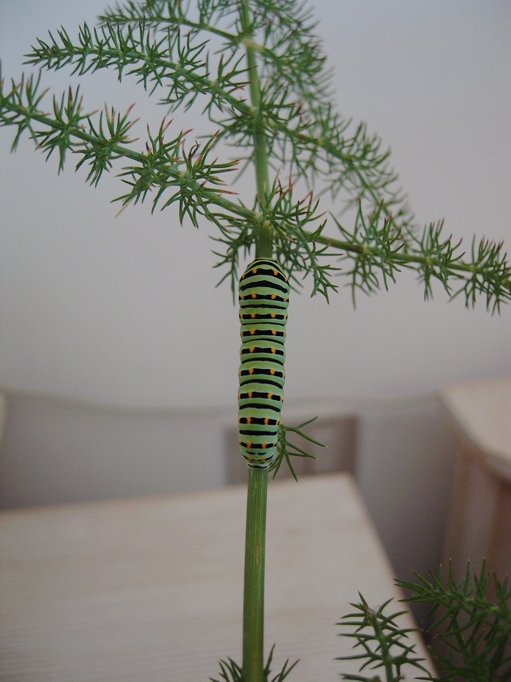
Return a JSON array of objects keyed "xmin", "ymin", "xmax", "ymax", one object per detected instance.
[{"xmin": 0, "ymin": 2, "xmax": 509, "ymax": 681}]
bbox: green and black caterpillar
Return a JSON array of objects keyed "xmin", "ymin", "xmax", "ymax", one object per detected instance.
[{"xmin": 238, "ymin": 258, "xmax": 290, "ymax": 469}]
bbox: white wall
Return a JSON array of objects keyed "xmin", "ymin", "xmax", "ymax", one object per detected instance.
[
  {"xmin": 0, "ymin": 392, "xmax": 228, "ymax": 506},
  {"xmin": 0, "ymin": 0, "xmax": 510, "ymax": 589}
]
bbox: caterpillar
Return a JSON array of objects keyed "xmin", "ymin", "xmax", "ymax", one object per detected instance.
[{"xmin": 238, "ymin": 258, "xmax": 290, "ymax": 469}]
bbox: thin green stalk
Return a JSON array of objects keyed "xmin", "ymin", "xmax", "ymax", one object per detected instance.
[
  {"xmin": 240, "ymin": 0, "xmax": 272, "ymax": 259},
  {"xmin": 243, "ymin": 468, "xmax": 268, "ymax": 682},
  {"xmin": 239, "ymin": 2, "xmax": 272, "ymax": 680}
]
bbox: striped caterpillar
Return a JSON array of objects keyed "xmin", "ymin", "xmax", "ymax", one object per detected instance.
[{"xmin": 238, "ymin": 258, "xmax": 289, "ymax": 469}]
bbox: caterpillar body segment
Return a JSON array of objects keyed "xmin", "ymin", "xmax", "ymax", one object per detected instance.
[{"xmin": 238, "ymin": 259, "xmax": 289, "ymax": 469}]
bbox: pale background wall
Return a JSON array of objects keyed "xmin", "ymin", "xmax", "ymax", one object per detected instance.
[{"xmin": 0, "ymin": 0, "xmax": 510, "ymax": 593}]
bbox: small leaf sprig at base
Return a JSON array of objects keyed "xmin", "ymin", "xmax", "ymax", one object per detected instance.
[
  {"xmin": 212, "ymin": 645, "xmax": 298, "ymax": 682},
  {"xmin": 0, "ymin": 1, "xmax": 509, "ymax": 681}
]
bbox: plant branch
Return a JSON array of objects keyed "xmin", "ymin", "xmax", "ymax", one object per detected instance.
[{"xmin": 1, "ymin": 1, "xmax": 508, "ymax": 310}]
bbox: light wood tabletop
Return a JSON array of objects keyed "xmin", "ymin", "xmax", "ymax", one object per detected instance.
[
  {"xmin": 1, "ymin": 473, "xmax": 430, "ymax": 681},
  {"xmin": 442, "ymin": 377, "xmax": 511, "ymax": 480}
]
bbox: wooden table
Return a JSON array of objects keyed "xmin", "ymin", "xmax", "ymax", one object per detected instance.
[
  {"xmin": 442, "ymin": 378, "xmax": 511, "ymax": 582},
  {"xmin": 0, "ymin": 473, "xmax": 430, "ymax": 681}
]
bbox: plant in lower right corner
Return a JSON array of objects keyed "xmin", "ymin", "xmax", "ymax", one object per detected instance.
[
  {"xmin": 336, "ymin": 594, "xmax": 430, "ymax": 682},
  {"xmin": 337, "ymin": 561, "xmax": 511, "ymax": 682}
]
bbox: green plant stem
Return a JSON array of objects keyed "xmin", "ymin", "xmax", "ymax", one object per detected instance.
[
  {"xmin": 243, "ymin": 467, "xmax": 268, "ymax": 682},
  {"xmin": 239, "ymin": 3, "xmax": 272, "ymax": 681},
  {"xmin": 240, "ymin": 0, "xmax": 272, "ymax": 259}
]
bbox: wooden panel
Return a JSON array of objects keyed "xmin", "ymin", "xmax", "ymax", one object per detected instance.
[
  {"xmin": 442, "ymin": 379, "xmax": 511, "ymax": 583},
  {"xmin": 488, "ymin": 479, "xmax": 511, "ymax": 582},
  {"xmin": 0, "ymin": 473, "xmax": 430, "ymax": 682},
  {"xmin": 443, "ymin": 447, "xmax": 500, "ymax": 578}
]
